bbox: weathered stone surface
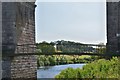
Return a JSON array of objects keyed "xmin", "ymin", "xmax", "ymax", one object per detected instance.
[
  {"xmin": 107, "ymin": 2, "xmax": 120, "ymax": 54},
  {"xmin": 2, "ymin": 2, "xmax": 36, "ymax": 79},
  {"xmin": 11, "ymin": 55, "xmax": 37, "ymax": 78},
  {"xmin": 0, "ymin": 2, "xmax": 2, "ymax": 80}
]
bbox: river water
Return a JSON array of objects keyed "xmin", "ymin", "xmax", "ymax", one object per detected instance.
[{"xmin": 37, "ymin": 64, "xmax": 85, "ymax": 78}]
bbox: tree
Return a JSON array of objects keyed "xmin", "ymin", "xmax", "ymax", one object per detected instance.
[{"xmin": 36, "ymin": 41, "xmax": 55, "ymax": 54}]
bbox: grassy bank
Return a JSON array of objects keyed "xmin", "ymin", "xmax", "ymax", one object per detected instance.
[
  {"xmin": 55, "ymin": 57, "xmax": 120, "ymax": 79},
  {"xmin": 37, "ymin": 55, "xmax": 98, "ymax": 67}
]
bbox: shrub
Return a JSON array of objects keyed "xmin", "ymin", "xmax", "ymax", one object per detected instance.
[{"xmin": 55, "ymin": 57, "xmax": 120, "ymax": 79}]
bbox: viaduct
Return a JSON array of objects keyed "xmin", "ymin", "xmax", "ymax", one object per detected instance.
[{"xmin": 0, "ymin": 0, "xmax": 120, "ymax": 79}]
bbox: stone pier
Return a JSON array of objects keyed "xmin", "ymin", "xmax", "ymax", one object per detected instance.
[
  {"xmin": 107, "ymin": 1, "xmax": 120, "ymax": 54},
  {"xmin": 2, "ymin": 1, "xmax": 37, "ymax": 79}
]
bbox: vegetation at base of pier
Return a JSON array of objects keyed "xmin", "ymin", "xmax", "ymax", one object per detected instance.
[
  {"xmin": 55, "ymin": 57, "xmax": 120, "ymax": 79},
  {"xmin": 36, "ymin": 40, "xmax": 106, "ymax": 67}
]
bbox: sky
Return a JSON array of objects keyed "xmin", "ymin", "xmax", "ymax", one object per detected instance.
[{"xmin": 35, "ymin": 0, "xmax": 106, "ymax": 44}]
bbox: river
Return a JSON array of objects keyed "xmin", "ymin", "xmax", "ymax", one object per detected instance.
[{"xmin": 37, "ymin": 64, "xmax": 85, "ymax": 78}]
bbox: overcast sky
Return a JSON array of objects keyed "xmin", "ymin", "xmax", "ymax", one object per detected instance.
[{"xmin": 35, "ymin": 1, "xmax": 106, "ymax": 44}]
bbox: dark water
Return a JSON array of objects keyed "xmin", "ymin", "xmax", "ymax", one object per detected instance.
[{"xmin": 37, "ymin": 64, "xmax": 85, "ymax": 78}]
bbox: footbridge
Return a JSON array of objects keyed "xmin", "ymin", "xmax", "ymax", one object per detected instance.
[{"xmin": 3, "ymin": 43, "xmax": 120, "ymax": 57}]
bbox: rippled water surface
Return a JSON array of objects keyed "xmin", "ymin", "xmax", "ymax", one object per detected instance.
[{"xmin": 37, "ymin": 64, "xmax": 85, "ymax": 78}]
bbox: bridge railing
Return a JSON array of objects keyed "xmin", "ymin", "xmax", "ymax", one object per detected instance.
[{"xmin": 2, "ymin": 44, "xmax": 106, "ymax": 54}]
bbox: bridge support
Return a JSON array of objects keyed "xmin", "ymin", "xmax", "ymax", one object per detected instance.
[
  {"xmin": 107, "ymin": 1, "xmax": 120, "ymax": 55},
  {"xmin": 2, "ymin": 2, "xmax": 37, "ymax": 79},
  {"xmin": 0, "ymin": 1, "xmax": 2, "ymax": 80}
]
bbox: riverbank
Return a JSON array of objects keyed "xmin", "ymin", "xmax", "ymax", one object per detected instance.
[
  {"xmin": 37, "ymin": 55, "xmax": 99, "ymax": 67},
  {"xmin": 55, "ymin": 57, "xmax": 119, "ymax": 79}
]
